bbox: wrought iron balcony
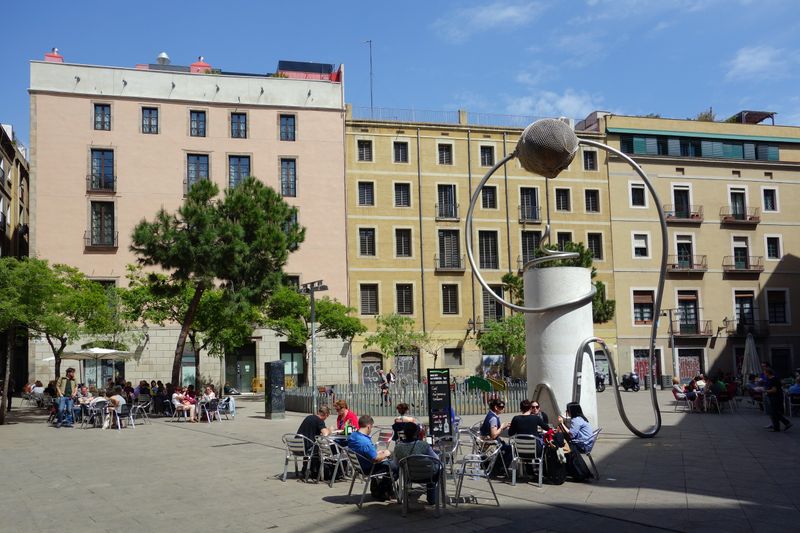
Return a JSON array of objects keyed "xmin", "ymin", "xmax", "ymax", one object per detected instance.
[
  {"xmin": 672, "ymin": 320, "xmax": 713, "ymax": 337},
  {"xmin": 664, "ymin": 204, "xmax": 703, "ymax": 223},
  {"xmin": 434, "ymin": 254, "xmax": 465, "ymax": 271},
  {"xmin": 719, "ymin": 206, "xmax": 760, "ymax": 224},
  {"xmin": 435, "ymin": 202, "xmax": 459, "ymax": 221},
  {"xmin": 518, "ymin": 204, "xmax": 541, "ymax": 223},
  {"xmin": 84, "ymin": 230, "xmax": 118, "ymax": 249},
  {"xmin": 86, "ymin": 174, "xmax": 116, "ymax": 193},
  {"xmin": 725, "ymin": 318, "xmax": 769, "ymax": 337},
  {"xmin": 722, "ymin": 256, "xmax": 764, "ymax": 273},
  {"xmin": 667, "ymin": 255, "xmax": 707, "ymax": 272}
]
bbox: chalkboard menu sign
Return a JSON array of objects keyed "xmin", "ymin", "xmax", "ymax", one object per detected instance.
[{"xmin": 427, "ymin": 368, "xmax": 452, "ymax": 438}]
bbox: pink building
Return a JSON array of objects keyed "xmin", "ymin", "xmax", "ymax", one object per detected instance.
[{"xmin": 29, "ymin": 51, "xmax": 349, "ymax": 389}]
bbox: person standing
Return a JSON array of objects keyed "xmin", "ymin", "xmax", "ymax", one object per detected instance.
[
  {"xmin": 55, "ymin": 367, "xmax": 78, "ymax": 428},
  {"xmin": 5, "ymin": 378, "xmax": 14, "ymax": 412},
  {"xmin": 764, "ymin": 367, "xmax": 792, "ymax": 432}
]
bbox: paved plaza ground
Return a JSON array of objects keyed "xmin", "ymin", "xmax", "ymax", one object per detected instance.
[{"xmin": 2, "ymin": 389, "xmax": 798, "ymax": 532}]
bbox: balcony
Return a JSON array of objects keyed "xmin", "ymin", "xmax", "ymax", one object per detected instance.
[
  {"xmin": 722, "ymin": 255, "xmax": 764, "ymax": 273},
  {"xmin": 667, "ymin": 255, "xmax": 707, "ymax": 273},
  {"xmin": 663, "ymin": 204, "xmax": 703, "ymax": 223},
  {"xmin": 84, "ymin": 230, "xmax": 118, "ymax": 250},
  {"xmin": 86, "ymin": 174, "xmax": 116, "ymax": 193},
  {"xmin": 725, "ymin": 319, "xmax": 769, "ymax": 337},
  {"xmin": 719, "ymin": 206, "xmax": 760, "ymax": 225},
  {"xmin": 518, "ymin": 204, "xmax": 541, "ymax": 224},
  {"xmin": 435, "ymin": 203, "xmax": 459, "ymax": 221},
  {"xmin": 434, "ymin": 254, "xmax": 465, "ymax": 272},
  {"xmin": 672, "ymin": 320, "xmax": 713, "ymax": 337}
]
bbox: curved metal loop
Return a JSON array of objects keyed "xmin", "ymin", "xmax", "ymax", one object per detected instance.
[
  {"xmin": 531, "ymin": 382, "xmax": 560, "ymax": 416},
  {"xmin": 573, "ymin": 337, "xmax": 662, "ymax": 438},
  {"xmin": 465, "ymin": 154, "xmax": 596, "ymax": 314}
]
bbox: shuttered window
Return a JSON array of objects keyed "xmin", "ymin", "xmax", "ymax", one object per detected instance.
[
  {"xmin": 396, "ymin": 284, "xmax": 413, "ymax": 315},
  {"xmin": 358, "ymin": 182, "xmax": 374, "ymax": 206},
  {"xmin": 395, "ymin": 229, "xmax": 412, "ymax": 257},
  {"xmin": 357, "ymin": 140, "xmax": 373, "ymax": 161},
  {"xmin": 360, "ymin": 284, "xmax": 379, "ymax": 315},
  {"xmin": 359, "ymin": 228, "xmax": 376, "ymax": 256},
  {"xmin": 633, "ymin": 290, "xmax": 654, "ymax": 324},
  {"xmin": 478, "ymin": 231, "xmax": 499, "ymax": 269},
  {"xmin": 394, "ymin": 183, "xmax": 411, "ymax": 207},
  {"xmin": 480, "ymin": 146, "xmax": 495, "ymax": 166},
  {"xmin": 393, "ymin": 141, "xmax": 409, "ymax": 163},
  {"xmin": 555, "ymin": 188, "xmax": 571, "ymax": 211},
  {"xmin": 633, "ymin": 233, "xmax": 649, "ymax": 257},
  {"xmin": 482, "ymin": 186, "xmax": 497, "ymax": 209},
  {"xmin": 438, "ymin": 230, "xmax": 460, "ymax": 268},
  {"xmin": 442, "ymin": 285, "xmax": 459, "ymax": 315},
  {"xmin": 767, "ymin": 290, "xmax": 787, "ymax": 324},
  {"xmin": 585, "ymin": 189, "xmax": 600, "ymax": 212},
  {"xmin": 438, "ymin": 144, "xmax": 453, "ymax": 165},
  {"xmin": 521, "ymin": 231, "xmax": 541, "ymax": 264},
  {"xmin": 587, "ymin": 233, "xmax": 603, "ymax": 260},
  {"xmin": 483, "ymin": 285, "xmax": 504, "ymax": 323}
]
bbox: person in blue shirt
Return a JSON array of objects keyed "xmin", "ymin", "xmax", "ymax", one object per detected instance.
[
  {"xmin": 347, "ymin": 414, "xmax": 394, "ymax": 475},
  {"xmin": 479, "ymin": 399, "xmax": 512, "ymax": 475},
  {"xmin": 558, "ymin": 402, "xmax": 594, "ymax": 453}
]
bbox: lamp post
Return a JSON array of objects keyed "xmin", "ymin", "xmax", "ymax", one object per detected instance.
[{"xmin": 300, "ymin": 280, "xmax": 328, "ymax": 413}]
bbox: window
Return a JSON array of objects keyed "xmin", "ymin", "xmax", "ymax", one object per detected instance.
[
  {"xmin": 480, "ymin": 146, "xmax": 495, "ymax": 167},
  {"xmin": 555, "ymin": 188, "xmax": 571, "ymax": 211},
  {"xmin": 520, "ymin": 187, "xmax": 539, "ymax": 221},
  {"xmin": 186, "ymin": 154, "xmax": 209, "ymax": 191},
  {"xmin": 620, "ymin": 133, "xmax": 779, "ymax": 161},
  {"xmin": 735, "ymin": 290, "xmax": 755, "ymax": 324},
  {"xmin": 521, "ymin": 231, "xmax": 541, "ymax": 264},
  {"xmin": 231, "ymin": 113, "xmax": 247, "ymax": 138},
  {"xmin": 483, "ymin": 285, "xmax": 504, "ymax": 324},
  {"xmin": 766, "ymin": 236, "xmax": 781, "ymax": 259},
  {"xmin": 438, "ymin": 230, "xmax": 461, "ymax": 268},
  {"xmin": 763, "ymin": 188, "xmax": 778, "ymax": 212},
  {"xmin": 357, "ymin": 140, "xmax": 373, "ymax": 162},
  {"xmin": 359, "ymin": 228, "xmax": 376, "ymax": 256},
  {"xmin": 395, "ymin": 228, "xmax": 412, "ymax": 257},
  {"xmin": 587, "ymin": 233, "xmax": 603, "ymax": 260},
  {"xmin": 228, "ymin": 155, "xmax": 250, "ymax": 188},
  {"xmin": 90, "ymin": 149, "xmax": 114, "ymax": 191},
  {"xmin": 142, "ymin": 107, "xmax": 158, "ymax": 134},
  {"xmin": 729, "ymin": 188, "xmax": 747, "ymax": 219},
  {"xmin": 190, "ymin": 110, "xmax": 206, "ymax": 137},
  {"xmin": 677, "ymin": 291, "xmax": 699, "ymax": 333},
  {"xmin": 482, "ymin": 186, "xmax": 497, "ymax": 209},
  {"xmin": 280, "ymin": 159, "xmax": 296, "ymax": 197},
  {"xmin": 94, "ymin": 104, "xmax": 111, "ymax": 130},
  {"xmin": 396, "ymin": 284, "xmax": 413, "ymax": 315},
  {"xmin": 393, "ymin": 141, "xmax": 409, "ymax": 163},
  {"xmin": 442, "ymin": 285, "xmax": 459, "ymax": 315},
  {"xmin": 583, "ymin": 150, "xmax": 597, "ymax": 171},
  {"xmin": 90, "ymin": 201, "xmax": 115, "ymax": 246},
  {"xmin": 676, "ymin": 235, "xmax": 693, "ymax": 267},
  {"xmin": 444, "ymin": 348, "xmax": 462, "ymax": 366},
  {"xmin": 633, "ymin": 233, "xmax": 649, "ymax": 257},
  {"xmin": 279, "ymin": 114, "xmax": 296, "ymax": 141},
  {"xmin": 633, "ymin": 290, "xmax": 654, "ymax": 324},
  {"xmin": 394, "ymin": 183, "xmax": 411, "ymax": 207},
  {"xmin": 585, "ymin": 189, "xmax": 600, "ymax": 213},
  {"xmin": 358, "ymin": 181, "xmax": 375, "ymax": 206},
  {"xmin": 284, "ymin": 210, "xmax": 299, "ymax": 252},
  {"xmin": 631, "ymin": 183, "xmax": 646, "ymax": 207},
  {"xmin": 767, "ymin": 290, "xmax": 787, "ymax": 324},
  {"xmin": 438, "ymin": 144, "xmax": 453, "ymax": 165},
  {"xmin": 557, "ymin": 232, "xmax": 572, "ymax": 251},
  {"xmin": 437, "ymin": 184, "xmax": 457, "ymax": 218},
  {"xmin": 285, "ymin": 276, "xmax": 300, "ymax": 289},
  {"xmin": 360, "ymin": 284, "xmax": 379, "ymax": 315},
  {"xmin": 733, "ymin": 236, "xmax": 750, "ymax": 268},
  {"xmin": 478, "ymin": 231, "xmax": 499, "ymax": 269}
]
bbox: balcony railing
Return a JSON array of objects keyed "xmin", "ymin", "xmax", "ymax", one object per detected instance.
[
  {"xmin": 725, "ymin": 319, "xmax": 769, "ymax": 337},
  {"xmin": 84, "ymin": 230, "xmax": 118, "ymax": 249},
  {"xmin": 518, "ymin": 204, "xmax": 541, "ymax": 223},
  {"xmin": 435, "ymin": 203, "xmax": 459, "ymax": 221},
  {"xmin": 722, "ymin": 256, "xmax": 764, "ymax": 272},
  {"xmin": 434, "ymin": 254, "xmax": 465, "ymax": 271},
  {"xmin": 86, "ymin": 174, "xmax": 116, "ymax": 193},
  {"xmin": 664, "ymin": 204, "xmax": 703, "ymax": 223},
  {"xmin": 667, "ymin": 255, "xmax": 708, "ymax": 272},
  {"xmin": 672, "ymin": 319, "xmax": 713, "ymax": 337},
  {"xmin": 719, "ymin": 206, "xmax": 760, "ymax": 224}
]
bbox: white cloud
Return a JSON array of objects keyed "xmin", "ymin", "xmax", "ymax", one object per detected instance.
[
  {"xmin": 725, "ymin": 45, "xmax": 791, "ymax": 80},
  {"xmin": 505, "ymin": 88, "xmax": 602, "ymax": 119},
  {"xmin": 431, "ymin": 1, "xmax": 547, "ymax": 43},
  {"xmin": 515, "ymin": 61, "xmax": 557, "ymax": 86}
]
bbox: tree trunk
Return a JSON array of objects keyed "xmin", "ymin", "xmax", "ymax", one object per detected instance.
[
  {"xmin": 189, "ymin": 333, "xmax": 201, "ymax": 390},
  {"xmin": 0, "ymin": 325, "xmax": 13, "ymax": 425},
  {"xmin": 172, "ymin": 283, "xmax": 205, "ymax": 386}
]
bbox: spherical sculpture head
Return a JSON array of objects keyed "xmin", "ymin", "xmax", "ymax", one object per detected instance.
[{"xmin": 516, "ymin": 118, "xmax": 579, "ymax": 178}]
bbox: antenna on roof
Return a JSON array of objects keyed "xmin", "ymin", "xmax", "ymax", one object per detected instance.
[{"xmin": 156, "ymin": 52, "xmax": 170, "ymax": 65}]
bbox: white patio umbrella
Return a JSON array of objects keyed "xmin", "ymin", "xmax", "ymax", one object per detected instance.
[
  {"xmin": 741, "ymin": 333, "xmax": 761, "ymax": 383},
  {"xmin": 59, "ymin": 348, "xmax": 132, "ymax": 388}
]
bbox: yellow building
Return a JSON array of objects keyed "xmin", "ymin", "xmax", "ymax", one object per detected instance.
[
  {"xmin": 345, "ymin": 106, "xmax": 617, "ymax": 384},
  {"xmin": 581, "ymin": 111, "xmax": 800, "ymax": 382}
]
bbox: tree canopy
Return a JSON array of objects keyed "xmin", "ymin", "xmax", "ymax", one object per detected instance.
[
  {"xmin": 475, "ymin": 313, "xmax": 526, "ymax": 377},
  {"xmin": 364, "ymin": 314, "xmax": 422, "ymax": 362}
]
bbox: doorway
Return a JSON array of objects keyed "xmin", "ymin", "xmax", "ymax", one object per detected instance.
[
  {"xmin": 226, "ymin": 342, "xmax": 256, "ymax": 392},
  {"xmin": 280, "ymin": 342, "xmax": 305, "ymax": 388},
  {"xmin": 361, "ymin": 352, "xmax": 383, "ymax": 385}
]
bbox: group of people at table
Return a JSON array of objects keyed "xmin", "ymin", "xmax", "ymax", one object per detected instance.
[{"xmin": 294, "ymin": 396, "xmax": 596, "ymax": 502}]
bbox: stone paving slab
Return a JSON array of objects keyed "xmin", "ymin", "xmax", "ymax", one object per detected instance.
[{"xmin": 1, "ymin": 389, "xmax": 798, "ymax": 532}]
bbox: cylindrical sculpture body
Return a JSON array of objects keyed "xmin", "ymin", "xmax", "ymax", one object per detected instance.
[{"xmin": 524, "ymin": 266, "xmax": 597, "ymax": 427}]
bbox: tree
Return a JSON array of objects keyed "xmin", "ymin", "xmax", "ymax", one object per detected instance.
[
  {"xmin": 130, "ymin": 178, "xmax": 304, "ymax": 385},
  {"xmin": 415, "ymin": 329, "xmax": 457, "ymax": 369},
  {"xmin": 264, "ymin": 285, "xmax": 365, "ymax": 385},
  {"xmin": 693, "ymin": 107, "xmax": 715, "ymax": 122},
  {"xmin": 501, "ymin": 272, "xmax": 524, "ymax": 307},
  {"xmin": 0, "ymin": 258, "xmax": 24, "ymax": 424},
  {"xmin": 475, "ymin": 314, "xmax": 526, "ymax": 377},
  {"xmin": 364, "ymin": 314, "xmax": 422, "ymax": 367}
]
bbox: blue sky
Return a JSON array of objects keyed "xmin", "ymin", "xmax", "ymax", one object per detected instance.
[{"xmin": 3, "ymin": 0, "xmax": 800, "ymax": 147}]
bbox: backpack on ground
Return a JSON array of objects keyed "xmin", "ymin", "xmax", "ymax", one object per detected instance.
[
  {"xmin": 543, "ymin": 446, "xmax": 567, "ymax": 485},
  {"xmin": 369, "ymin": 475, "xmax": 395, "ymax": 501}
]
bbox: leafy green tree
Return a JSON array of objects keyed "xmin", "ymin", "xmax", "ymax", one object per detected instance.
[
  {"xmin": 130, "ymin": 178, "xmax": 303, "ymax": 385},
  {"xmin": 0, "ymin": 258, "xmax": 24, "ymax": 423},
  {"xmin": 693, "ymin": 107, "xmax": 715, "ymax": 122},
  {"xmin": 501, "ymin": 272, "xmax": 524, "ymax": 307},
  {"xmin": 264, "ymin": 285, "xmax": 366, "ymax": 385},
  {"xmin": 475, "ymin": 313, "xmax": 526, "ymax": 377},
  {"xmin": 415, "ymin": 329, "xmax": 457, "ymax": 369},
  {"xmin": 364, "ymin": 314, "xmax": 422, "ymax": 367}
]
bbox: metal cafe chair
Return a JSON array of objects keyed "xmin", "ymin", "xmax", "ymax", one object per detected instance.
[
  {"xmin": 453, "ymin": 446, "xmax": 502, "ymax": 507},
  {"xmin": 509, "ymin": 435, "xmax": 544, "ymax": 487},
  {"xmin": 345, "ymin": 447, "xmax": 397, "ymax": 509},
  {"xmin": 281, "ymin": 433, "xmax": 317, "ymax": 482},
  {"xmin": 398, "ymin": 454, "xmax": 446, "ymax": 517}
]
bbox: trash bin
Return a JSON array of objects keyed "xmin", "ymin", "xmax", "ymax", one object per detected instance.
[{"xmin": 661, "ymin": 375, "xmax": 672, "ymax": 390}]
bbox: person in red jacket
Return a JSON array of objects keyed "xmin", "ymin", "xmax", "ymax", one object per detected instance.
[{"xmin": 334, "ymin": 399, "xmax": 358, "ymax": 432}]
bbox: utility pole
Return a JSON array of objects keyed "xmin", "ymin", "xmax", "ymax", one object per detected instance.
[
  {"xmin": 364, "ymin": 39, "xmax": 373, "ymax": 118},
  {"xmin": 300, "ymin": 280, "xmax": 328, "ymax": 414}
]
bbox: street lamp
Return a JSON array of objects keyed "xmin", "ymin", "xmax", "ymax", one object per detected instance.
[{"xmin": 300, "ymin": 280, "xmax": 328, "ymax": 413}]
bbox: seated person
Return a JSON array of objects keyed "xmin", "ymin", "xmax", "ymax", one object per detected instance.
[
  {"xmin": 172, "ymin": 386, "xmax": 197, "ymax": 422},
  {"xmin": 393, "ymin": 422, "xmax": 440, "ymax": 505},
  {"xmin": 347, "ymin": 414, "xmax": 394, "ymax": 476},
  {"xmin": 788, "ymin": 377, "xmax": 800, "ymax": 396},
  {"xmin": 103, "ymin": 386, "xmax": 127, "ymax": 429},
  {"xmin": 44, "ymin": 380, "xmax": 57, "ymax": 398},
  {"xmin": 202, "ymin": 386, "xmax": 216, "ymax": 402},
  {"xmin": 31, "ymin": 380, "xmax": 45, "ymax": 395},
  {"xmin": 557, "ymin": 402, "xmax": 594, "ymax": 453},
  {"xmin": 296, "ymin": 405, "xmax": 331, "ymax": 477},
  {"xmin": 334, "ymin": 399, "xmax": 359, "ymax": 433},
  {"xmin": 392, "ymin": 402, "xmax": 416, "ymax": 440},
  {"xmin": 73, "ymin": 385, "xmax": 93, "ymax": 421},
  {"xmin": 695, "ymin": 374, "xmax": 706, "ymax": 391},
  {"xmin": 508, "ymin": 399, "xmax": 550, "ymax": 438},
  {"xmin": 480, "ymin": 399, "xmax": 513, "ymax": 473}
]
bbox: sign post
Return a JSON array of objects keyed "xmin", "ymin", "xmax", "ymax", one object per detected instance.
[{"xmin": 427, "ymin": 368, "xmax": 452, "ymax": 439}]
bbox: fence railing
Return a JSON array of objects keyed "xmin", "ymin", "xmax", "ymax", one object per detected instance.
[{"xmin": 285, "ymin": 382, "xmax": 529, "ymax": 417}]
